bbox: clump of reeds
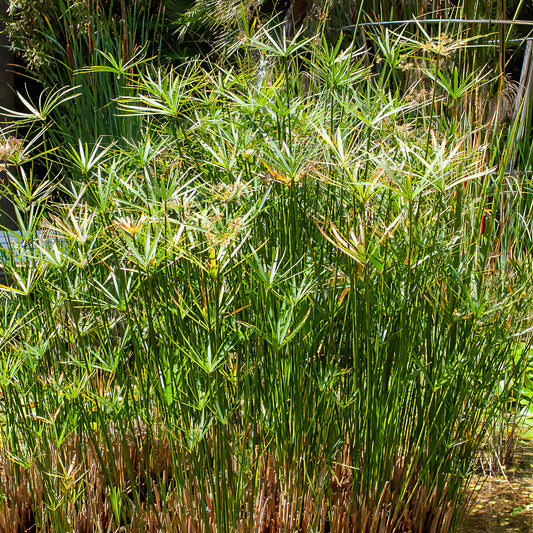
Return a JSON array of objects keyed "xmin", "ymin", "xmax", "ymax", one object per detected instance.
[{"xmin": 0, "ymin": 19, "xmax": 532, "ymax": 533}]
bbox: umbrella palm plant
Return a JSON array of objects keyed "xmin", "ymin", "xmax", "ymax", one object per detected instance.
[{"xmin": 0, "ymin": 18, "xmax": 532, "ymax": 531}]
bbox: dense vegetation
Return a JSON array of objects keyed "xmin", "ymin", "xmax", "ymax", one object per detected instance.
[{"xmin": 1, "ymin": 1, "xmax": 533, "ymax": 531}]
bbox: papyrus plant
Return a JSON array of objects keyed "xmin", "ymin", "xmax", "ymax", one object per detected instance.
[{"xmin": 0, "ymin": 24, "xmax": 532, "ymax": 532}]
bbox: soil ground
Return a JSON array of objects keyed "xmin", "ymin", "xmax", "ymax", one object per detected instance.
[{"xmin": 459, "ymin": 437, "xmax": 533, "ymax": 532}]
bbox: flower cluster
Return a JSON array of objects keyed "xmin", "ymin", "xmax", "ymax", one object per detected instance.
[
  {"xmin": 205, "ymin": 216, "xmax": 244, "ymax": 248},
  {"xmin": 421, "ymin": 33, "xmax": 457, "ymax": 58},
  {"xmin": 0, "ymin": 137, "xmax": 22, "ymax": 171},
  {"xmin": 212, "ymin": 180, "xmax": 248, "ymax": 204}
]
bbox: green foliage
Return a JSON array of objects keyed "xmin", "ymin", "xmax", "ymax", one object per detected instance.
[
  {"xmin": 4, "ymin": 0, "xmax": 167, "ymax": 142},
  {"xmin": 0, "ymin": 15, "xmax": 532, "ymax": 533}
]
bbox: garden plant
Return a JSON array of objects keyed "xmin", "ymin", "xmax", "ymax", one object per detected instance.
[{"xmin": 0, "ymin": 1, "xmax": 533, "ymax": 531}]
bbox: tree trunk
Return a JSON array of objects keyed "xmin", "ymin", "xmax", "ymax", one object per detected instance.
[{"xmin": 284, "ymin": 0, "xmax": 311, "ymax": 36}]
